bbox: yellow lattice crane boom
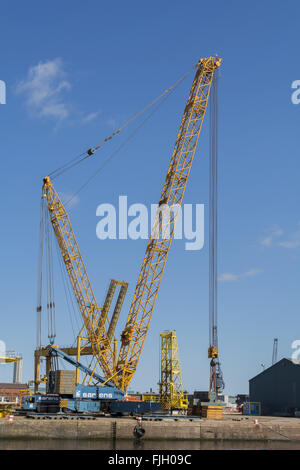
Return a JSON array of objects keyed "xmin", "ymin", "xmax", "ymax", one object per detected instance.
[
  {"xmin": 41, "ymin": 177, "xmax": 119, "ymax": 384},
  {"xmin": 115, "ymin": 56, "xmax": 222, "ymax": 391}
]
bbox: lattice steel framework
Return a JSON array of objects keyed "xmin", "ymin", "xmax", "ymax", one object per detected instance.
[
  {"xmin": 41, "ymin": 178, "xmax": 125, "ymax": 384},
  {"xmin": 115, "ymin": 57, "xmax": 222, "ymax": 391},
  {"xmin": 158, "ymin": 330, "xmax": 187, "ymax": 409}
]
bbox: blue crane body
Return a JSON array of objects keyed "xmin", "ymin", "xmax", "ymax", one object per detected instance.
[{"xmin": 22, "ymin": 346, "xmax": 160, "ymax": 415}]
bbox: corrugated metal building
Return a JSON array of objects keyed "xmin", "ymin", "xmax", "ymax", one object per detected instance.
[{"xmin": 249, "ymin": 358, "xmax": 300, "ymax": 416}]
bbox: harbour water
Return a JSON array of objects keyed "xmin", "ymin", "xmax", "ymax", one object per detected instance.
[{"xmin": 0, "ymin": 439, "xmax": 300, "ymax": 450}]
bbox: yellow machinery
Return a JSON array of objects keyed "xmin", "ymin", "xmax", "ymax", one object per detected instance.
[
  {"xmin": 0, "ymin": 352, "xmax": 28, "ymax": 416},
  {"xmin": 0, "ymin": 357, "xmax": 19, "ymax": 364},
  {"xmin": 0, "ymin": 353, "xmax": 23, "ymax": 417},
  {"xmin": 0, "ymin": 404, "xmax": 15, "ymax": 418},
  {"xmin": 0, "ymin": 352, "xmax": 23, "ymax": 384},
  {"xmin": 142, "ymin": 394, "xmax": 160, "ymax": 403},
  {"xmin": 0, "ymin": 352, "xmax": 22, "ymax": 364},
  {"xmin": 37, "ymin": 56, "xmax": 221, "ymax": 393},
  {"xmin": 158, "ymin": 330, "xmax": 188, "ymax": 410},
  {"xmin": 34, "ymin": 275, "xmax": 128, "ymax": 391}
]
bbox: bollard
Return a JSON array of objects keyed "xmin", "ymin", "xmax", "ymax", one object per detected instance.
[{"xmin": 133, "ymin": 416, "xmax": 145, "ymax": 439}]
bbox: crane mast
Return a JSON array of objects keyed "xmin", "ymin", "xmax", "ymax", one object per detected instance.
[{"xmin": 116, "ymin": 57, "xmax": 222, "ymax": 391}]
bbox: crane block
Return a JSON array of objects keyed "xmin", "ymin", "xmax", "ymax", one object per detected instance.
[{"xmin": 208, "ymin": 346, "xmax": 219, "ymax": 359}]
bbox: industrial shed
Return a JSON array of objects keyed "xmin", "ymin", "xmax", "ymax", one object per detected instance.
[{"xmin": 249, "ymin": 358, "xmax": 300, "ymax": 416}]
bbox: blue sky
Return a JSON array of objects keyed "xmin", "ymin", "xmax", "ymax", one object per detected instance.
[{"xmin": 0, "ymin": 1, "xmax": 299, "ymax": 395}]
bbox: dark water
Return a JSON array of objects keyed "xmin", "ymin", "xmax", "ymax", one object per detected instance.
[{"xmin": 0, "ymin": 439, "xmax": 299, "ymax": 450}]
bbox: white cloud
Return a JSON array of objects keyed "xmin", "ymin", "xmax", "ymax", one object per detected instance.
[
  {"xmin": 261, "ymin": 236, "xmax": 272, "ymax": 247},
  {"xmin": 82, "ymin": 111, "xmax": 101, "ymax": 124},
  {"xmin": 277, "ymin": 231, "xmax": 300, "ymax": 249},
  {"xmin": 16, "ymin": 58, "xmax": 71, "ymax": 120},
  {"xmin": 260, "ymin": 223, "xmax": 300, "ymax": 249},
  {"xmin": 260, "ymin": 225, "xmax": 283, "ymax": 247},
  {"xmin": 219, "ymin": 268, "xmax": 262, "ymax": 282},
  {"xmin": 60, "ymin": 192, "xmax": 80, "ymax": 209},
  {"xmin": 278, "ymin": 241, "xmax": 300, "ymax": 248},
  {"xmin": 218, "ymin": 273, "xmax": 239, "ymax": 282},
  {"xmin": 244, "ymin": 268, "xmax": 263, "ymax": 277}
]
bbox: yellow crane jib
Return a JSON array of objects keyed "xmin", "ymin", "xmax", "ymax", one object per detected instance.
[
  {"xmin": 41, "ymin": 176, "xmax": 118, "ymax": 383},
  {"xmin": 115, "ymin": 56, "xmax": 222, "ymax": 391}
]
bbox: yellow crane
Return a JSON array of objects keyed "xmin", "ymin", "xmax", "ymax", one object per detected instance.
[
  {"xmin": 38, "ymin": 56, "xmax": 221, "ymax": 392},
  {"xmin": 38, "ymin": 178, "xmax": 127, "ymax": 386},
  {"xmin": 115, "ymin": 56, "xmax": 221, "ymax": 391}
]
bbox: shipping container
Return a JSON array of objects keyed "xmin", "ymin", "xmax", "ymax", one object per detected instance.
[{"xmin": 243, "ymin": 402, "xmax": 261, "ymax": 416}]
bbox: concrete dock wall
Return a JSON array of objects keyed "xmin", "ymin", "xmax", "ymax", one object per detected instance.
[{"xmin": 1, "ymin": 416, "xmax": 300, "ymax": 441}]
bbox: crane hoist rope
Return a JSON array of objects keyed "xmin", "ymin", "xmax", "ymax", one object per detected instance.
[
  {"xmin": 36, "ymin": 198, "xmax": 45, "ymax": 348},
  {"xmin": 48, "ymin": 63, "xmax": 198, "ymax": 181},
  {"xmin": 37, "ymin": 196, "xmax": 57, "ymax": 347},
  {"xmin": 208, "ymin": 68, "xmax": 224, "ymax": 399},
  {"xmin": 63, "ymin": 92, "xmax": 180, "ymax": 209},
  {"xmin": 54, "ymin": 236, "xmax": 81, "ymax": 342}
]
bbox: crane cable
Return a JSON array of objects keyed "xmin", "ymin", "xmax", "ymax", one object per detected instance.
[
  {"xmin": 55, "ymin": 240, "xmax": 79, "ymax": 344},
  {"xmin": 48, "ymin": 62, "xmax": 198, "ymax": 181},
  {"xmin": 209, "ymin": 69, "xmax": 218, "ymax": 349},
  {"xmin": 36, "ymin": 194, "xmax": 57, "ymax": 347},
  {"xmin": 36, "ymin": 196, "xmax": 45, "ymax": 348},
  {"xmin": 209, "ymin": 69, "xmax": 225, "ymax": 392},
  {"xmin": 64, "ymin": 88, "xmax": 178, "ymax": 209},
  {"xmin": 45, "ymin": 209, "xmax": 56, "ymax": 344}
]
